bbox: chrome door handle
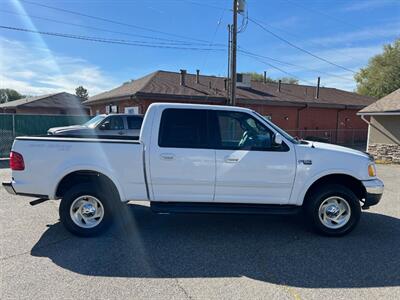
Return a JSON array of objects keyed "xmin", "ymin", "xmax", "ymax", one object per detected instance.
[
  {"xmin": 225, "ymin": 157, "xmax": 239, "ymax": 163},
  {"xmin": 160, "ymin": 153, "xmax": 175, "ymax": 160}
]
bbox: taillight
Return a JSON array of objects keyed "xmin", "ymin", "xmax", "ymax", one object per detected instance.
[{"xmin": 10, "ymin": 151, "xmax": 25, "ymax": 171}]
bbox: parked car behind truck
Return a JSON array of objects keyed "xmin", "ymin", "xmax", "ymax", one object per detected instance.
[
  {"xmin": 47, "ymin": 113, "xmax": 144, "ymax": 138},
  {"xmin": 3, "ymin": 103, "xmax": 384, "ymax": 237}
]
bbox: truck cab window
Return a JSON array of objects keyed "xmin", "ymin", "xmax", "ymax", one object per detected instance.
[
  {"xmin": 159, "ymin": 109, "xmax": 208, "ymax": 148},
  {"xmin": 216, "ymin": 111, "xmax": 278, "ymax": 151}
]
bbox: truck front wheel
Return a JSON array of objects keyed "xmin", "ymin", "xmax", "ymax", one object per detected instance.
[
  {"xmin": 59, "ymin": 183, "xmax": 114, "ymax": 237},
  {"xmin": 305, "ymin": 184, "xmax": 361, "ymax": 236}
]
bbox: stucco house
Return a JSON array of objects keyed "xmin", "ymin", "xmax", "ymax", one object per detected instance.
[{"xmin": 358, "ymin": 88, "xmax": 400, "ymax": 163}]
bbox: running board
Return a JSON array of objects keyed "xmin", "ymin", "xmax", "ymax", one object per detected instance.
[{"xmin": 151, "ymin": 202, "xmax": 301, "ymax": 215}]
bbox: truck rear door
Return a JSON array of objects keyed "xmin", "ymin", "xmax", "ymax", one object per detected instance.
[{"xmin": 148, "ymin": 108, "xmax": 215, "ymax": 202}]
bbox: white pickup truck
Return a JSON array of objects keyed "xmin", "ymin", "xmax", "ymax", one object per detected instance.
[{"xmin": 3, "ymin": 103, "xmax": 384, "ymax": 237}]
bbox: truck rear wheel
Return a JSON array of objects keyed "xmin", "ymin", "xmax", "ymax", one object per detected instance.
[
  {"xmin": 305, "ymin": 184, "xmax": 361, "ymax": 236},
  {"xmin": 59, "ymin": 183, "xmax": 115, "ymax": 237}
]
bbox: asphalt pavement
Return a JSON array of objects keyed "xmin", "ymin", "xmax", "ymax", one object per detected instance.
[{"xmin": 1, "ymin": 164, "xmax": 399, "ymax": 299}]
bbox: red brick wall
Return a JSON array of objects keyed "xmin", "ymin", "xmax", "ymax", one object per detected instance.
[{"xmin": 88, "ymin": 98, "xmax": 367, "ymax": 132}]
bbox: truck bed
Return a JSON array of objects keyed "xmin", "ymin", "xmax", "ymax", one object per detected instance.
[{"xmin": 10, "ymin": 136, "xmax": 147, "ymax": 202}]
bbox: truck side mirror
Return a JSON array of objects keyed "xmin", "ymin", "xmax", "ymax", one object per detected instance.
[{"xmin": 274, "ymin": 133, "xmax": 283, "ymax": 145}]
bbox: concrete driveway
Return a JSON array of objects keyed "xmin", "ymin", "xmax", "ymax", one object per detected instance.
[{"xmin": 1, "ymin": 164, "xmax": 399, "ymax": 299}]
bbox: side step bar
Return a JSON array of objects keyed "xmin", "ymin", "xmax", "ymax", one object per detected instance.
[{"xmin": 151, "ymin": 201, "xmax": 301, "ymax": 215}]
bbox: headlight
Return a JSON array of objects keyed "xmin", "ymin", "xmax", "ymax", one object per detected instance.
[{"xmin": 368, "ymin": 164, "xmax": 376, "ymax": 177}]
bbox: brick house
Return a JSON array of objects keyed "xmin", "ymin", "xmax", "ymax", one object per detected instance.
[
  {"xmin": 85, "ymin": 70, "xmax": 375, "ymax": 144},
  {"xmin": 0, "ymin": 92, "xmax": 89, "ymax": 115}
]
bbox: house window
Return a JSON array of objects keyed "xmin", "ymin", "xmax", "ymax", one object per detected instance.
[
  {"xmin": 111, "ymin": 105, "xmax": 118, "ymax": 113},
  {"xmin": 124, "ymin": 106, "xmax": 139, "ymax": 114},
  {"xmin": 106, "ymin": 105, "xmax": 118, "ymax": 114}
]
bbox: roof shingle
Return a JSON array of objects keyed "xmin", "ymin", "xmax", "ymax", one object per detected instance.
[
  {"xmin": 358, "ymin": 88, "xmax": 400, "ymax": 114},
  {"xmin": 0, "ymin": 92, "xmax": 83, "ymax": 109},
  {"xmin": 85, "ymin": 70, "xmax": 376, "ymax": 108}
]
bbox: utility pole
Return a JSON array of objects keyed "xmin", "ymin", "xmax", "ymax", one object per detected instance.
[
  {"xmin": 230, "ymin": 0, "xmax": 238, "ymax": 106},
  {"xmin": 227, "ymin": 24, "xmax": 232, "ymax": 103}
]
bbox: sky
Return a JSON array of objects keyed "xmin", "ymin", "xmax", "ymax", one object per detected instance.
[{"xmin": 0, "ymin": 0, "xmax": 399, "ymax": 96}]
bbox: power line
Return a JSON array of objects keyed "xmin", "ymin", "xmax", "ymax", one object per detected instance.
[
  {"xmin": 240, "ymin": 52, "xmax": 315, "ymax": 85},
  {"xmin": 243, "ymin": 17, "xmax": 362, "ymax": 62},
  {"xmin": 184, "ymin": 1, "xmax": 230, "ymax": 11},
  {"xmin": 247, "ymin": 17, "xmax": 356, "ymax": 74},
  {"xmin": 0, "ymin": 25, "xmax": 226, "ymax": 51},
  {"xmin": 200, "ymin": 9, "xmax": 226, "ymax": 70},
  {"xmin": 285, "ymin": 0, "xmax": 365, "ymax": 31},
  {"xmin": 184, "ymin": 0, "xmax": 361, "ymax": 65},
  {"xmin": 20, "ymin": 0, "xmax": 213, "ymax": 44},
  {"xmin": 0, "ymin": 9, "xmax": 217, "ymax": 46},
  {"xmin": 238, "ymin": 48, "xmax": 355, "ymax": 82}
]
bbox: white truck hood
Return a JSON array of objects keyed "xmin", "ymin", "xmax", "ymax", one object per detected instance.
[{"xmin": 308, "ymin": 141, "xmax": 371, "ymax": 160}]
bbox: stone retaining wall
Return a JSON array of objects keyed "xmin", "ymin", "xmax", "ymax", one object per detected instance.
[{"xmin": 368, "ymin": 143, "xmax": 400, "ymax": 164}]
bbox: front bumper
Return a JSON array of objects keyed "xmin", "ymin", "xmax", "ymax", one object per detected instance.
[
  {"xmin": 361, "ymin": 178, "xmax": 384, "ymax": 208},
  {"xmin": 2, "ymin": 181, "xmax": 16, "ymax": 195}
]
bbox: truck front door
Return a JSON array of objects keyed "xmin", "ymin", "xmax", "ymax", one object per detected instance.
[{"xmin": 211, "ymin": 110, "xmax": 296, "ymax": 204}]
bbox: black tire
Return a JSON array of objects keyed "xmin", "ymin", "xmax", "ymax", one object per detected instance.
[
  {"xmin": 59, "ymin": 183, "xmax": 117, "ymax": 237},
  {"xmin": 304, "ymin": 184, "xmax": 361, "ymax": 237}
]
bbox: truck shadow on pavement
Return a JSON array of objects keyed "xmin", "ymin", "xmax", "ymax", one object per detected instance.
[{"xmin": 31, "ymin": 203, "xmax": 400, "ymax": 288}]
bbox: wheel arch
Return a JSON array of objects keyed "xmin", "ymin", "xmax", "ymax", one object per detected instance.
[
  {"xmin": 301, "ymin": 173, "xmax": 367, "ymax": 206},
  {"xmin": 54, "ymin": 169, "xmax": 124, "ymax": 201}
]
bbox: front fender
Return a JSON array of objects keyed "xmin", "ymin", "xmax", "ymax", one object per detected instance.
[{"xmin": 291, "ymin": 168, "xmax": 363, "ymax": 206}]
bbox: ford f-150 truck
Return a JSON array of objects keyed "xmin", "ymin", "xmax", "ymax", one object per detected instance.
[{"xmin": 2, "ymin": 103, "xmax": 384, "ymax": 237}]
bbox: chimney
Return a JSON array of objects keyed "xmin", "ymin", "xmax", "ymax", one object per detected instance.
[
  {"xmin": 224, "ymin": 79, "xmax": 227, "ymax": 90},
  {"xmin": 209, "ymin": 81, "xmax": 212, "ymax": 89},
  {"xmin": 263, "ymin": 71, "xmax": 267, "ymax": 84},
  {"xmin": 278, "ymin": 80, "xmax": 282, "ymax": 92},
  {"xmin": 196, "ymin": 69, "xmax": 200, "ymax": 84},
  {"xmin": 180, "ymin": 69, "xmax": 187, "ymax": 86},
  {"xmin": 315, "ymin": 76, "xmax": 320, "ymax": 99}
]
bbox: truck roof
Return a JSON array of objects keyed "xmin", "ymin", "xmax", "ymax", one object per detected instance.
[
  {"xmin": 100, "ymin": 113, "xmax": 144, "ymax": 117},
  {"xmin": 148, "ymin": 102, "xmax": 254, "ymax": 113}
]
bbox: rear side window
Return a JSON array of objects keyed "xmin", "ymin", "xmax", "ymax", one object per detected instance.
[
  {"xmin": 159, "ymin": 109, "xmax": 208, "ymax": 148},
  {"xmin": 127, "ymin": 116, "xmax": 143, "ymax": 129}
]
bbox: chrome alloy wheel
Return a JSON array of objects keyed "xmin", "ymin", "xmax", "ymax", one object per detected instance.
[
  {"xmin": 70, "ymin": 195, "xmax": 104, "ymax": 229},
  {"xmin": 318, "ymin": 196, "xmax": 351, "ymax": 229}
]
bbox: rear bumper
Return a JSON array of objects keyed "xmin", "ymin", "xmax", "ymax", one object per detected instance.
[
  {"xmin": 361, "ymin": 178, "xmax": 384, "ymax": 208},
  {"xmin": 2, "ymin": 181, "xmax": 16, "ymax": 195}
]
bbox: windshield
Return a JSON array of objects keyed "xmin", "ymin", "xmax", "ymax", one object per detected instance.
[
  {"xmin": 253, "ymin": 111, "xmax": 299, "ymax": 144},
  {"xmin": 83, "ymin": 115, "xmax": 106, "ymax": 129}
]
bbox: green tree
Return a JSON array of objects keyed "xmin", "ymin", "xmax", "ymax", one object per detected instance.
[
  {"xmin": 243, "ymin": 72, "xmax": 275, "ymax": 83},
  {"xmin": 0, "ymin": 89, "xmax": 23, "ymax": 103},
  {"xmin": 279, "ymin": 77, "xmax": 299, "ymax": 84},
  {"xmin": 243, "ymin": 72, "xmax": 298, "ymax": 84},
  {"xmin": 75, "ymin": 86, "xmax": 89, "ymax": 101},
  {"xmin": 355, "ymin": 39, "xmax": 400, "ymax": 98}
]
